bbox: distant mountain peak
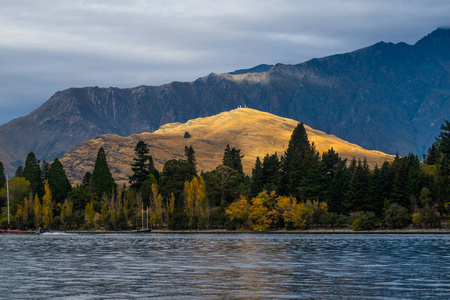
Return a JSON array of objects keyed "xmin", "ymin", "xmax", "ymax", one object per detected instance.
[
  {"xmin": 415, "ymin": 27, "xmax": 450, "ymax": 47},
  {"xmin": 228, "ymin": 64, "xmax": 274, "ymax": 75}
]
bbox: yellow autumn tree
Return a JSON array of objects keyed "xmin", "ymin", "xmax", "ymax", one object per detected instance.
[
  {"xmin": 42, "ymin": 180, "xmax": 54, "ymax": 228},
  {"xmin": 108, "ymin": 193, "xmax": 116, "ymax": 228},
  {"xmin": 292, "ymin": 202, "xmax": 310, "ymax": 229},
  {"xmin": 304, "ymin": 199, "xmax": 328, "ymax": 227},
  {"xmin": 184, "ymin": 179, "xmax": 195, "ymax": 227},
  {"xmin": 165, "ymin": 192, "xmax": 176, "ymax": 225},
  {"xmin": 184, "ymin": 177, "xmax": 209, "ymax": 229},
  {"xmin": 275, "ymin": 195, "xmax": 298, "ymax": 224},
  {"xmin": 169, "ymin": 193, "xmax": 175, "ymax": 214},
  {"xmin": 33, "ymin": 194, "xmax": 42, "ymax": 228},
  {"xmin": 196, "ymin": 176, "xmax": 209, "ymax": 228},
  {"xmin": 226, "ymin": 196, "xmax": 250, "ymax": 229},
  {"xmin": 275, "ymin": 196, "xmax": 316, "ymax": 229},
  {"xmin": 15, "ymin": 205, "xmax": 23, "ymax": 228},
  {"xmin": 85, "ymin": 202, "xmax": 96, "ymax": 228},
  {"xmin": 100, "ymin": 195, "xmax": 109, "ymax": 229},
  {"xmin": 23, "ymin": 196, "xmax": 30, "ymax": 227},
  {"xmin": 249, "ymin": 192, "xmax": 274, "ymax": 231},
  {"xmin": 61, "ymin": 199, "xmax": 73, "ymax": 229},
  {"xmin": 151, "ymin": 183, "xmax": 163, "ymax": 228}
]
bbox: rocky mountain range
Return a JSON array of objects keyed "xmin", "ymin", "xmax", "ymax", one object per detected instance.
[
  {"xmin": 0, "ymin": 28, "xmax": 448, "ymax": 173},
  {"xmin": 59, "ymin": 108, "xmax": 395, "ymax": 185}
]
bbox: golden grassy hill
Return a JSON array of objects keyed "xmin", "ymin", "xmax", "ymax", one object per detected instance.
[{"xmin": 60, "ymin": 108, "xmax": 395, "ymax": 185}]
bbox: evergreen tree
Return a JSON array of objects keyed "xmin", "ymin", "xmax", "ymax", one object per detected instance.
[
  {"xmin": 70, "ymin": 184, "xmax": 89, "ymax": 211},
  {"xmin": 345, "ymin": 158, "xmax": 370, "ymax": 212},
  {"xmin": 327, "ymin": 160, "xmax": 350, "ymax": 214},
  {"xmin": 47, "ymin": 158, "xmax": 72, "ymax": 205},
  {"xmin": 380, "ymin": 161, "xmax": 394, "ymax": 199},
  {"xmin": 41, "ymin": 160, "xmax": 50, "ymax": 182},
  {"xmin": 424, "ymin": 141, "xmax": 439, "ymax": 165},
  {"xmin": 159, "ymin": 159, "xmax": 195, "ymax": 209},
  {"xmin": 262, "ymin": 153, "xmax": 281, "ymax": 193},
  {"xmin": 250, "ymin": 157, "xmax": 264, "ymax": 197},
  {"xmin": 204, "ymin": 165, "xmax": 241, "ymax": 207},
  {"xmin": 90, "ymin": 147, "xmax": 116, "ymax": 198},
  {"xmin": 404, "ymin": 153, "xmax": 430, "ymax": 204},
  {"xmin": 15, "ymin": 166, "xmax": 24, "ymax": 178},
  {"xmin": 0, "ymin": 161, "xmax": 5, "ymax": 189},
  {"xmin": 222, "ymin": 145, "xmax": 244, "ymax": 176},
  {"xmin": 185, "ymin": 145, "xmax": 197, "ymax": 176},
  {"xmin": 322, "ymin": 148, "xmax": 342, "ymax": 177},
  {"xmin": 321, "ymin": 148, "xmax": 343, "ymax": 202},
  {"xmin": 82, "ymin": 172, "xmax": 91, "ymax": 187},
  {"xmin": 299, "ymin": 153, "xmax": 326, "ymax": 201},
  {"xmin": 368, "ymin": 165, "xmax": 388, "ymax": 217},
  {"xmin": 437, "ymin": 120, "xmax": 450, "ymax": 156},
  {"xmin": 222, "ymin": 145, "xmax": 233, "ymax": 169},
  {"xmin": 129, "ymin": 141, "xmax": 157, "ymax": 191},
  {"xmin": 389, "ymin": 155, "xmax": 409, "ymax": 209},
  {"xmin": 280, "ymin": 123, "xmax": 316, "ymax": 198},
  {"xmin": 23, "ymin": 152, "xmax": 44, "ymax": 199},
  {"xmin": 436, "ymin": 154, "xmax": 450, "ymax": 212}
]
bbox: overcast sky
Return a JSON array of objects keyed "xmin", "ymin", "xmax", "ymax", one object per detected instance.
[{"xmin": 0, "ymin": 0, "xmax": 449, "ymax": 125}]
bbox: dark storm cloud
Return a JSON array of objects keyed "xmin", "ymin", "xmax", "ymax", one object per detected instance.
[{"xmin": 0, "ymin": 0, "xmax": 449, "ymax": 124}]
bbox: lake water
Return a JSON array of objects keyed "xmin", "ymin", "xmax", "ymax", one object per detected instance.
[{"xmin": 1, "ymin": 233, "xmax": 450, "ymax": 299}]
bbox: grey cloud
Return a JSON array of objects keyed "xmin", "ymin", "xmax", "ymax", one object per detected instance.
[{"xmin": 0, "ymin": 0, "xmax": 449, "ymax": 124}]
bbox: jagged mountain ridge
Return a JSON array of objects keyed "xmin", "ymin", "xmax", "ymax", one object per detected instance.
[
  {"xmin": 60, "ymin": 108, "xmax": 395, "ymax": 185},
  {"xmin": 0, "ymin": 28, "xmax": 448, "ymax": 173}
]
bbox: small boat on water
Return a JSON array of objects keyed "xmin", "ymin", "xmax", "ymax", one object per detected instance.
[
  {"xmin": 133, "ymin": 203, "xmax": 152, "ymax": 233},
  {"xmin": 0, "ymin": 229, "xmax": 21, "ymax": 233},
  {"xmin": 35, "ymin": 228, "xmax": 50, "ymax": 234},
  {"xmin": 134, "ymin": 228, "xmax": 152, "ymax": 233}
]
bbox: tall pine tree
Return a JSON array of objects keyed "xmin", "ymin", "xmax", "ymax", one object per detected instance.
[
  {"xmin": 129, "ymin": 141, "xmax": 157, "ymax": 191},
  {"xmin": 23, "ymin": 152, "xmax": 44, "ymax": 199},
  {"xmin": 345, "ymin": 158, "xmax": 370, "ymax": 212},
  {"xmin": 47, "ymin": 158, "xmax": 72, "ymax": 205},
  {"xmin": 41, "ymin": 160, "xmax": 50, "ymax": 182},
  {"xmin": 437, "ymin": 120, "xmax": 450, "ymax": 156},
  {"xmin": 262, "ymin": 153, "xmax": 281, "ymax": 193},
  {"xmin": 185, "ymin": 145, "xmax": 197, "ymax": 176},
  {"xmin": 299, "ymin": 152, "xmax": 326, "ymax": 201},
  {"xmin": 250, "ymin": 157, "xmax": 264, "ymax": 197},
  {"xmin": 389, "ymin": 155, "xmax": 409, "ymax": 209},
  {"xmin": 436, "ymin": 154, "xmax": 450, "ymax": 212},
  {"xmin": 327, "ymin": 159, "xmax": 351, "ymax": 214},
  {"xmin": 280, "ymin": 123, "xmax": 316, "ymax": 198},
  {"xmin": 15, "ymin": 166, "xmax": 24, "ymax": 178},
  {"xmin": 90, "ymin": 147, "xmax": 116, "ymax": 198},
  {"xmin": 222, "ymin": 145, "xmax": 244, "ymax": 176}
]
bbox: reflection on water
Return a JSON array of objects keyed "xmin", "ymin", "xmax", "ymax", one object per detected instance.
[{"xmin": 1, "ymin": 233, "xmax": 450, "ymax": 299}]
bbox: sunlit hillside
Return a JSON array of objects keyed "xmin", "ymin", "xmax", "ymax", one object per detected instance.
[{"xmin": 60, "ymin": 108, "xmax": 395, "ymax": 185}]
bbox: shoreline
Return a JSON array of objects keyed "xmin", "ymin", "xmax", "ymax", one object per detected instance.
[{"xmin": 16, "ymin": 228, "xmax": 450, "ymax": 234}]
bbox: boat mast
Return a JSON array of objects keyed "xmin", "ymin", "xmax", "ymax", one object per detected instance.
[
  {"xmin": 6, "ymin": 174, "xmax": 10, "ymax": 228},
  {"xmin": 141, "ymin": 202, "xmax": 144, "ymax": 230},
  {"xmin": 146, "ymin": 206, "xmax": 149, "ymax": 230}
]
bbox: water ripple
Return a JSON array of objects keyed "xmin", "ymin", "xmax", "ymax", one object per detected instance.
[{"xmin": 1, "ymin": 233, "xmax": 449, "ymax": 299}]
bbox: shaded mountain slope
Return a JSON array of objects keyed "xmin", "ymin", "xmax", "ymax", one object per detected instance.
[{"xmin": 0, "ymin": 29, "xmax": 448, "ymax": 174}]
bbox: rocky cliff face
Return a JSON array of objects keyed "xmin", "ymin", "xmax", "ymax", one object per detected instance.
[
  {"xmin": 0, "ymin": 29, "xmax": 448, "ymax": 173},
  {"xmin": 60, "ymin": 108, "xmax": 395, "ymax": 185}
]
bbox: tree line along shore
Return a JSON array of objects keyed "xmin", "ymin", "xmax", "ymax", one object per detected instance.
[{"xmin": 1, "ymin": 120, "xmax": 449, "ymax": 232}]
